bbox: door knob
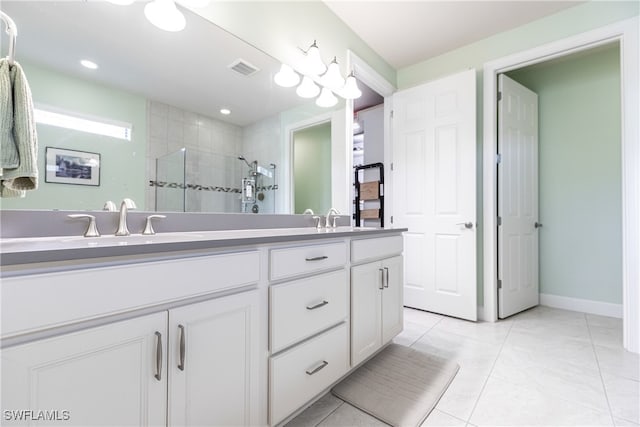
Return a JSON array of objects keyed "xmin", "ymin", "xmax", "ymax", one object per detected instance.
[
  {"xmin": 456, "ymin": 222, "xmax": 473, "ymax": 229},
  {"xmin": 534, "ymin": 222, "xmax": 543, "ymax": 229}
]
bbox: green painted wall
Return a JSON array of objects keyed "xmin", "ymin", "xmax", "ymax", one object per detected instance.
[
  {"xmin": 293, "ymin": 122, "xmax": 331, "ymax": 215},
  {"xmin": 0, "ymin": 62, "xmax": 147, "ymax": 211},
  {"xmin": 507, "ymin": 45, "xmax": 622, "ymax": 304}
]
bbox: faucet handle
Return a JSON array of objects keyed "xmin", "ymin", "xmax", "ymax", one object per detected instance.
[
  {"xmin": 68, "ymin": 214, "xmax": 100, "ymax": 237},
  {"xmin": 103, "ymin": 201, "xmax": 117, "ymax": 212},
  {"xmin": 143, "ymin": 215, "xmax": 166, "ymax": 235},
  {"xmin": 311, "ymin": 215, "xmax": 322, "ymax": 229}
]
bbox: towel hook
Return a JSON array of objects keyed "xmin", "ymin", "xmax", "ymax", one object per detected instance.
[{"xmin": 1, "ymin": 11, "xmax": 18, "ymax": 66}]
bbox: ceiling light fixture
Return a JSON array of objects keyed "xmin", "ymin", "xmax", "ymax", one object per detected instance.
[
  {"xmin": 296, "ymin": 76, "xmax": 321, "ymax": 99},
  {"xmin": 274, "ymin": 40, "xmax": 362, "ymax": 108},
  {"xmin": 106, "ymin": 0, "xmax": 135, "ymax": 5},
  {"xmin": 80, "ymin": 59, "xmax": 98, "ymax": 70},
  {"xmin": 144, "ymin": 0, "xmax": 186, "ymax": 32},
  {"xmin": 316, "ymin": 88, "xmax": 338, "ymax": 108},
  {"xmin": 274, "ymin": 64, "xmax": 300, "ymax": 88}
]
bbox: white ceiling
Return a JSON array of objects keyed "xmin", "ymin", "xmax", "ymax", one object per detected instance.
[{"xmin": 324, "ymin": 1, "xmax": 583, "ymax": 69}]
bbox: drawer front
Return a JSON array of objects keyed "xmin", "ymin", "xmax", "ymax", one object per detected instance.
[
  {"xmin": 270, "ymin": 242, "xmax": 347, "ymax": 281},
  {"xmin": 351, "ymin": 235, "xmax": 403, "ymax": 263},
  {"xmin": 270, "ymin": 270, "xmax": 348, "ymax": 353},
  {"xmin": 2, "ymin": 251, "xmax": 260, "ymax": 338},
  {"xmin": 269, "ymin": 323, "xmax": 349, "ymax": 425}
]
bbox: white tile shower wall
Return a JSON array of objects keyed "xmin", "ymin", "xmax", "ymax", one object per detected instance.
[
  {"xmin": 146, "ymin": 101, "xmax": 243, "ymax": 210},
  {"xmin": 241, "ymin": 114, "xmax": 282, "ymax": 214}
]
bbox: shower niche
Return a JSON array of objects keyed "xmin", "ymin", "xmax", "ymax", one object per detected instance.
[{"xmin": 154, "ymin": 148, "xmax": 277, "ymax": 214}]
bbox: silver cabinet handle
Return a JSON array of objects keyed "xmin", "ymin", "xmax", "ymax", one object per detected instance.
[
  {"xmin": 68, "ymin": 214, "xmax": 100, "ymax": 237},
  {"xmin": 306, "ymin": 300, "xmax": 329, "ymax": 310},
  {"xmin": 305, "ymin": 360, "xmax": 328, "ymax": 375},
  {"xmin": 456, "ymin": 222, "xmax": 474, "ymax": 229},
  {"xmin": 534, "ymin": 222, "xmax": 543, "ymax": 229},
  {"xmin": 379, "ymin": 268, "xmax": 384, "ymax": 290},
  {"xmin": 154, "ymin": 331, "xmax": 163, "ymax": 381},
  {"xmin": 384, "ymin": 267, "xmax": 389, "ymax": 288},
  {"xmin": 305, "ymin": 255, "xmax": 328, "ymax": 262},
  {"xmin": 178, "ymin": 324, "xmax": 185, "ymax": 371}
]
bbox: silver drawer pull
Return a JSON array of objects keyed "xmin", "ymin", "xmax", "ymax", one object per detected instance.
[
  {"xmin": 306, "ymin": 300, "xmax": 329, "ymax": 310},
  {"xmin": 305, "ymin": 360, "xmax": 329, "ymax": 375},
  {"xmin": 305, "ymin": 255, "xmax": 328, "ymax": 262}
]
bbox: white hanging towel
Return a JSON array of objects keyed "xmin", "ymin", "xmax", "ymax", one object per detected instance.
[{"xmin": 0, "ymin": 59, "xmax": 38, "ymax": 197}]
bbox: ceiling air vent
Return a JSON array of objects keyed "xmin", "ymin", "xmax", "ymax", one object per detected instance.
[{"xmin": 228, "ymin": 59, "xmax": 260, "ymax": 77}]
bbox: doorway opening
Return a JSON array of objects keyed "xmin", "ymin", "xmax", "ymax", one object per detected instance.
[{"xmin": 497, "ymin": 42, "xmax": 622, "ymax": 320}]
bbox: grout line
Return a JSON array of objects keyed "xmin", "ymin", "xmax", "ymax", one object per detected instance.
[
  {"xmin": 313, "ymin": 400, "xmax": 344, "ymax": 427},
  {"xmin": 408, "ymin": 315, "xmax": 446, "ymax": 348},
  {"xmin": 463, "ymin": 318, "xmax": 516, "ymax": 425},
  {"xmin": 585, "ymin": 312, "xmax": 618, "ymax": 426}
]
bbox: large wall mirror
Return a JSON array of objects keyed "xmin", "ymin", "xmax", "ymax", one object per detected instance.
[{"xmin": 0, "ymin": 1, "xmax": 345, "ymax": 214}]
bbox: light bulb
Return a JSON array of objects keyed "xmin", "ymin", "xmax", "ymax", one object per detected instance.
[
  {"xmin": 304, "ymin": 40, "xmax": 326, "ymax": 76},
  {"xmin": 322, "ymin": 57, "xmax": 345, "ymax": 91},
  {"xmin": 316, "ymin": 88, "xmax": 338, "ymax": 108},
  {"xmin": 342, "ymin": 72, "xmax": 362, "ymax": 99},
  {"xmin": 274, "ymin": 64, "xmax": 300, "ymax": 88},
  {"xmin": 296, "ymin": 76, "xmax": 320, "ymax": 98},
  {"xmin": 144, "ymin": 0, "xmax": 186, "ymax": 32},
  {"xmin": 106, "ymin": 0, "xmax": 135, "ymax": 5}
]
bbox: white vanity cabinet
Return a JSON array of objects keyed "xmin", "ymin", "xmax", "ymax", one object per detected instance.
[
  {"xmin": 351, "ymin": 236, "xmax": 404, "ymax": 366},
  {"xmin": 1, "ymin": 312, "xmax": 169, "ymax": 426},
  {"xmin": 1, "ymin": 251, "xmax": 261, "ymax": 427},
  {"xmin": 168, "ymin": 291, "xmax": 260, "ymax": 427},
  {"xmin": 268, "ymin": 241, "xmax": 350, "ymax": 426}
]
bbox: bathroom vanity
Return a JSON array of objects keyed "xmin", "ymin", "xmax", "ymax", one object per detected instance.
[{"xmin": 1, "ymin": 223, "xmax": 405, "ymax": 426}]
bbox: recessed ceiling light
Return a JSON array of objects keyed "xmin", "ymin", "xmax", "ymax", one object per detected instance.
[
  {"xmin": 80, "ymin": 59, "xmax": 98, "ymax": 70},
  {"xmin": 220, "ymin": 108, "xmax": 231, "ymax": 115}
]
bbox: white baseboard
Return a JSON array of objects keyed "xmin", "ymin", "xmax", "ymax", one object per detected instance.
[{"xmin": 539, "ymin": 293, "xmax": 623, "ymax": 318}]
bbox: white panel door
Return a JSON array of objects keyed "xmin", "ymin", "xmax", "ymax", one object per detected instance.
[
  {"xmin": 393, "ymin": 69, "xmax": 477, "ymax": 321},
  {"xmin": 498, "ymin": 74, "xmax": 539, "ymax": 319},
  {"xmin": 168, "ymin": 291, "xmax": 260, "ymax": 427},
  {"xmin": 1, "ymin": 312, "xmax": 168, "ymax": 426}
]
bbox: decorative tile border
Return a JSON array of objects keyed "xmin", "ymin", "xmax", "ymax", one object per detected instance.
[{"xmin": 149, "ymin": 180, "xmax": 278, "ymax": 193}]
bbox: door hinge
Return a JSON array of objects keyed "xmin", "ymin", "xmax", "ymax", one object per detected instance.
[
  {"xmin": 496, "ymin": 153, "xmax": 502, "ymax": 164},
  {"xmin": 497, "ymin": 279, "xmax": 502, "ymax": 289},
  {"xmin": 497, "ymin": 91, "xmax": 502, "ymax": 102},
  {"xmin": 497, "ymin": 216, "xmax": 502, "ymax": 226},
  {"xmin": 390, "ymin": 216, "xmax": 394, "ymax": 224},
  {"xmin": 390, "ymin": 110, "xmax": 394, "ymax": 119},
  {"xmin": 390, "ymin": 162, "xmax": 394, "ymax": 171}
]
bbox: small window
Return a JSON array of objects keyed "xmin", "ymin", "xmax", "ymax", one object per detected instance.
[{"xmin": 34, "ymin": 104, "xmax": 132, "ymax": 141}]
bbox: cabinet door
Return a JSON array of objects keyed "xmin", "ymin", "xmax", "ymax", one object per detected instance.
[
  {"xmin": 351, "ymin": 261, "xmax": 382, "ymax": 366},
  {"xmin": 168, "ymin": 290, "xmax": 260, "ymax": 427},
  {"xmin": 382, "ymin": 255, "xmax": 404, "ymax": 343},
  {"xmin": 1, "ymin": 312, "xmax": 167, "ymax": 426}
]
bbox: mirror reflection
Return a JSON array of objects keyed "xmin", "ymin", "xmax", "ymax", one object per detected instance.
[{"xmin": 0, "ymin": 1, "xmax": 344, "ymax": 214}]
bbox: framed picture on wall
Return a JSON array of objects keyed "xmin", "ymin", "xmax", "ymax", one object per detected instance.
[{"xmin": 45, "ymin": 147, "xmax": 101, "ymax": 186}]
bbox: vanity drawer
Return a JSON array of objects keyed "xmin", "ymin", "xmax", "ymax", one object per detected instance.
[
  {"xmin": 1, "ymin": 251, "xmax": 260, "ymax": 338},
  {"xmin": 351, "ymin": 235, "xmax": 403, "ymax": 263},
  {"xmin": 270, "ymin": 242, "xmax": 347, "ymax": 281},
  {"xmin": 270, "ymin": 269, "xmax": 348, "ymax": 353},
  {"xmin": 269, "ymin": 323, "xmax": 349, "ymax": 425}
]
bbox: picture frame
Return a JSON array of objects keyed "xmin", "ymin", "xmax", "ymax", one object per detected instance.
[{"xmin": 45, "ymin": 147, "xmax": 101, "ymax": 186}]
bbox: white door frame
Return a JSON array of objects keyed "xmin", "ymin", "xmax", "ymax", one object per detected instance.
[
  {"xmin": 283, "ymin": 113, "xmax": 332, "ymax": 214},
  {"xmin": 482, "ymin": 17, "xmax": 639, "ymax": 353},
  {"xmin": 346, "ymin": 51, "xmax": 396, "ymax": 226}
]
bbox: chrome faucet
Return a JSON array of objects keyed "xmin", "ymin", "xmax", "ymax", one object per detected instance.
[
  {"xmin": 115, "ymin": 198, "xmax": 137, "ymax": 236},
  {"xmin": 325, "ymin": 208, "xmax": 340, "ymax": 228}
]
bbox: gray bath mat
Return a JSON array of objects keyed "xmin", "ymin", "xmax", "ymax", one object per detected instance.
[{"xmin": 331, "ymin": 344, "xmax": 459, "ymax": 427}]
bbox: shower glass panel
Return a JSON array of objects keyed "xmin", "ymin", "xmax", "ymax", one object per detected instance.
[{"xmin": 155, "ymin": 148, "xmax": 276, "ymax": 213}]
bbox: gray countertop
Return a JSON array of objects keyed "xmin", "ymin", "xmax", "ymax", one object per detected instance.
[{"xmin": 0, "ymin": 226, "xmax": 406, "ymax": 267}]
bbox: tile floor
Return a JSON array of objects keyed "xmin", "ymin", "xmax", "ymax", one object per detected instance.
[{"xmin": 286, "ymin": 306, "xmax": 639, "ymax": 426}]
